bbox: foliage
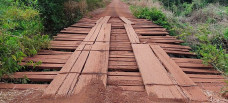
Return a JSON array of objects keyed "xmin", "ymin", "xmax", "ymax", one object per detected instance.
[
  {"xmin": 130, "ymin": 6, "xmax": 171, "ymax": 30},
  {"xmin": 128, "ymin": 0, "xmax": 228, "ymax": 74},
  {"xmin": 36, "ymin": 0, "xmax": 82, "ymax": 35},
  {"xmin": 158, "ymin": 0, "xmax": 228, "ymax": 16},
  {"xmin": 225, "ymin": 28, "xmax": 228, "ymax": 40},
  {"xmin": 0, "ymin": 0, "xmax": 50, "ymax": 77},
  {"xmin": 36, "ymin": 0, "xmax": 106, "ymax": 35},
  {"xmin": 0, "ymin": 0, "xmax": 108, "ymax": 78},
  {"xmin": 198, "ymin": 44, "xmax": 228, "ymax": 73}
]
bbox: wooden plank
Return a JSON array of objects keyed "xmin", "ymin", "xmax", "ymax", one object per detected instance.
[
  {"xmin": 83, "ymin": 22, "xmax": 100, "ymax": 42},
  {"xmin": 85, "ymin": 16, "xmax": 110, "ymax": 42},
  {"xmin": 37, "ymin": 50, "xmax": 72, "ymax": 55},
  {"xmin": 191, "ymin": 78, "xmax": 225, "ymax": 83},
  {"xmin": 108, "ymin": 65, "xmax": 138, "ymax": 71},
  {"xmin": 20, "ymin": 62, "xmax": 63, "ymax": 69},
  {"xmin": 90, "ymin": 42, "xmax": 109, "ymax": 51},
  {"xmin": 91, "ymin": 23, "xmax": 106, "ymax": 42},
  {"xmin": 14, "ymin": 72, "xmax": 58, "ymax": 75},
  {"xmin": 181, "ymin": 86, "xmax": 208, "ymax": 102},
  {"xmin": 177, "ymin": 63, "xmax": 213, "ymax": 68},
  {"xmin": 96, "ymin": 24, "xmax": 111, "ymax": 42},
  {"xmin": 132, "ymin": 44, "xmax": 173, "ymax": 85},
  {"xmin": 96, "ymin": 17, "xmax": 103, "ymax": 24},
  {"xmin": 165, "ymin": 50, "xmax": 196, "ymax": 56},
  {"xmin": 2, "ymin": 74, "xmax": 55, "ymax": 82},
  {"xmin": 23, "ymin": 58, "xmax": 67, "ymax": 64},
  {"xmin": 187, "ymin": 74, "xmax": 224, "ymax": 79},
  {"xmin": 108, "ymin": 79, "xmax": 143, "ymax": 86},
  {"xmin": 120, "ymin": 17, "xmax": 134, "ymax": 24},
  {"xmin": 172, "ymin": 58, "xmax": 203, "ymax": 64},
  {"xmin": 182, "ymin": 68, "xmax": 220, "ymax": 74},
  {"xmin": 57, "ymin": 73, "xmax": 79, "ymax": 96},
  {"xmin": 44, "ymin": 41, "xmax": 88, "ymax": 95},
  {"xmin": 0, "ymin": 83, "xmax": 48, "ymax": 90},
  {"xmin": 108, "ymin": 86, "xmax": 144, "ymax": 92},
  {"xmin": 150, "ymin": 45, "xmax": 208, "ymax": 102},
  {"xmin": 43, "ymin": 74, "xmax": 67, "ymax": 96},
  {"xmin": 108, "ymin": 72, "xmax": 140, "ymax": 77},
  {"xmin": 27, "ymin": 55, "xmax": 71, "ymax": 60},
  {"xmin": 150, "ymin": 45, "xmax": 196, "ymax": 86},
  {"xmin": 109, "ymin": 61, "xmax": 136, "ymax": 66},
  {"xmin": 59, "ymin": 51, "xmax": 83, "ymax": 73},
  {"xmin": 145, "ymin": 85, "xmax": 186, "ymax": 102},
  {"xmin": 82, "ymin": 51, "xmax": 109, "ymax": 74},
  {"xmin": 70, "ymin": 51, "xmax": 90, "ymax": 73},
  {"xmin": 73, "ymin": 74, "xmax": 107, "ymax": 94},
  {"xmin": 109, "ymin": 57, "xmax": 136, "ymax": 62},
  {"xmin": 124, "ymin": 24, "xmax": 140, "ymax": 44}
]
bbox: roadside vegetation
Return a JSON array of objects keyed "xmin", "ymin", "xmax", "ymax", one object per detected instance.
[
  {"xmin": 126, "ymin": 0, "xmax": 228, "ymax": 75},
  {"xmin": 0, "ymin": 0, "xmax": 108, "ymax": 77}
]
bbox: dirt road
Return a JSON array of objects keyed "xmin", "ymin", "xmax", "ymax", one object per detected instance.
[{"xmin": 95, "ymin": 0, "xmax": 134, "ymax": 17}]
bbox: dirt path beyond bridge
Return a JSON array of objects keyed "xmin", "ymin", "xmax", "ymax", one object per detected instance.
[{"xmin": 95, "ymin": 0, "xmax": 134, "ymax": 18}]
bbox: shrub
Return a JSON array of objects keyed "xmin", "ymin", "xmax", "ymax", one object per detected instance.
[
  {"xmin": 198, "ymin": 44, "xmax": 228, "ymax": 73},
  {"xmin": 128, "ymin": 1, "xmax": 228, "ymax": 74},
  {"xmin": 130, "ymin": 6, "xmax": 171, "ymax": 30},
  {"xmin": 225, "ymin": 28, "xmax": 228, "ymax": 40},
  {"xmin": 0, "ymin": 0, "xmax": 50, "ymax": 77}
]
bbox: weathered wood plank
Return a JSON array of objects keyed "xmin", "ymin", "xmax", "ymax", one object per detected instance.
[
  {"xmin": 124, "ymin": 24, "xmax": 140, "ymax": 44},
  {"xmin": 73, "ymin": 74, "xmax": 107, "ymax": 94},
  {"xmin": 120, "ymin": 17, "xmax": 134, "ymax": 24},
  {"xmin": 150, "ymin": 45, "xmax": 196, "ymax": 86},
  {"xmin": 132, "ymin": 44, "xmax": 173, "ymax": 85},
  {"xmin": 82, "ymin": 51, "xmax": 109, "ymax": 74}
]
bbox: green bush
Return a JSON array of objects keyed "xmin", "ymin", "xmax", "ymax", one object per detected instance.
[
  {"xmin": 130, "ymin": 6, "xmax": 171, "ymax": 30},
  {"xmin": 225, "ymin": 28, "xmax": 228, "ymax": 40},
  {"xmin": 0, "ymin": 0, "xmax": 50, "ymax": 77},
  {"xmin": 198, "ymin": 44, "xmax": 228, "ymax": 73},
  {"xmin": 129, "ymin": 2, "xmax": 228, "ymax": 74}
]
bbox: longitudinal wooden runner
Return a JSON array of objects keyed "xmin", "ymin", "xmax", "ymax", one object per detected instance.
[
  {"xmin": 132, "ymin": 44, "xmax": 185, "ymax": 101},
  {"xmin": 150, "ymin": 45, "xmax": 208, "ymax": 101},
  {"xmin": 43, "ymin": 16, "xmax": 111, "ymax": 96},
  {"xmin": 123, "ymin": 16, "xmax": 208, "ymax": 102}
]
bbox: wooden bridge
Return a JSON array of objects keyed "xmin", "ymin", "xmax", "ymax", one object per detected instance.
[
  {"xmin": 0, "ymin": 0, "xmax": 226, "ymax": 102},
  {"xmin": 0, "ymin": 16, "xmax": 226, "ymax": 102}
]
